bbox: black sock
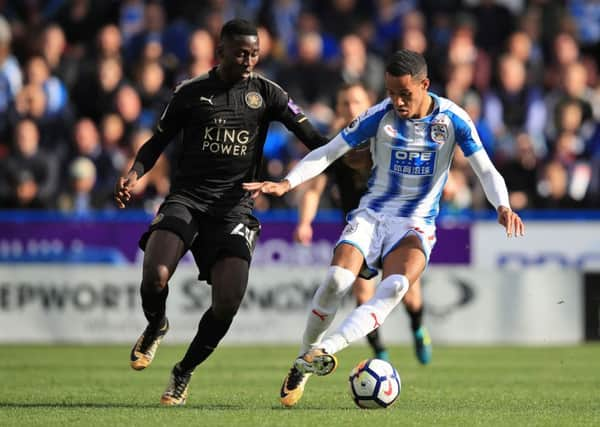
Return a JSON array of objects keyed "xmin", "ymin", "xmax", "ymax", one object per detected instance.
[
  {"xmin": 179, "ymin": 308, "xmax": 233, "ymax": 372},
  {"xmin": 366, "ymin": 328, "xmax": 386, "ymax": 354},
  {"xmin": 141, "ymin": 284, "xmax": 169, "ymax": 328},
  {"xmin": 406, "ymin": 304, "xmax": 424, "ymax": 333}
]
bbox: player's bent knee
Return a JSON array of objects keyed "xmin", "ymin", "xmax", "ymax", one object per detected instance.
[{"xmin": 142, "ymin": 264, "xmax": 171, "ymax": 293}]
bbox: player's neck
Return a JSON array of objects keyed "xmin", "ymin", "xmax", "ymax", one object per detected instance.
[
  {"xmin": 415, "ymin": 95, "xmax": 434, "ymax": 119},
  {"xmin": 216, "ymin": 65, "xmax": 242, "ymax": 85}
]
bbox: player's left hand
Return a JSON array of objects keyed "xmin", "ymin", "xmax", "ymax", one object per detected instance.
[
  {"xmin": 497, "ymin": 206, "xmax": 525, "ymax": 237},
  {"xmin": 243, "ymin": 180, "xmax": 291, "ymax": 198}
]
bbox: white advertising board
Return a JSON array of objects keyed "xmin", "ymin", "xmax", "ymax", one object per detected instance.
[
  {"xmin": 472, "ymin": 221, "xmax": 600, "ymax": 271},
  {"xmin": 0, "ymin": 265, "xmax": 582, "ymax": 344}
]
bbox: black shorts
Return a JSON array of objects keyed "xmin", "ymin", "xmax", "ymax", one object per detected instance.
[{"xmin": 139, "ymin": 202, "xmax": 260, "ymax": 284}]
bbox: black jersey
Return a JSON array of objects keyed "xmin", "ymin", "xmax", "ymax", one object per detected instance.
[{"xmin": 132, "ymin": 67, "xmax": 327, "ymax": 222}]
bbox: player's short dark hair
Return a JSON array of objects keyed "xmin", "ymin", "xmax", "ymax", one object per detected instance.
[
  {"xmin": 385, "ymin": 49, "xmax": 427, "ymax": 79},
  {"xmin": 220, "ymin": 19, "xmax": 258, "ymax": 40}
]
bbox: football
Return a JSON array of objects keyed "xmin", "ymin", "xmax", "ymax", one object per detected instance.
[{"xmin": 348, "ymin": 358, "xmax": 401, "ymax": 409}]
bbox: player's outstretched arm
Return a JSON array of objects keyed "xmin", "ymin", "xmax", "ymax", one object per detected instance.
[{"xmin": 244, "ymin": 134, "xmax": 350, "ymax": 198}]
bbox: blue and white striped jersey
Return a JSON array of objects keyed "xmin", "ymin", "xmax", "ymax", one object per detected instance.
[{"xmin": 340, "ymin": 93, "xmax": 483, "ymax": 223}]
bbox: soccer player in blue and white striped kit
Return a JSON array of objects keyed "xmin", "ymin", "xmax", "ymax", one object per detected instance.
[{"xmin": 244, "ymin": 49, "xmax": 525, "ymax": 408}]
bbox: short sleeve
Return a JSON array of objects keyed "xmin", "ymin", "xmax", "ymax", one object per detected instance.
[
  {"xmin": 341, "ymin": 99, "xmax": 391, "ymax": 148},
  {"xmin": 449, "ymin": 107, "xmax": 484, "ymax": 157},
  {"xmin": 260, "ymin": 76, "xmax": 295, "ymax": 120}
]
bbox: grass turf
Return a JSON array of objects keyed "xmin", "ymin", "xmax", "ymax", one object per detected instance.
[{"xmin": 0, "ymin": 344, "xmax": 598, "ymax": 426}]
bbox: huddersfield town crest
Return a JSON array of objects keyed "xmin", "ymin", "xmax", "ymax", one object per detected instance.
[
  {"xmin": 430, "ymin": 114, "xmax": 450, "ymax": 144},
  {"xmin": 245, "ymin": 91, "xmax": 263, "ymax": 109}
]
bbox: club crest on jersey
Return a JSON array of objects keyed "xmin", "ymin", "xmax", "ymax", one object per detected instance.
[
  {"xmin": 245, "ymin": 91, "xmax": 263, "ymax": 109},
  {"xmin": 430, "ymin": 123, "xmax": 448, "ymax": 144}
]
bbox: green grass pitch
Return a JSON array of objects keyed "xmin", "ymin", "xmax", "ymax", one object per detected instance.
[{"xmin": 1, "ymin": 344, "xmax": 599, "ymax": 426}]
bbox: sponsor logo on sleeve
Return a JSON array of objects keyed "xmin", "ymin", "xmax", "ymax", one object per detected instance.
[
  {"xmin": 346, "ymin": 117, "xmax": 360, "ymax": 133},
  {"xmin": 287, "ymin": 98, "xmax": 302, "ymax": 115}
]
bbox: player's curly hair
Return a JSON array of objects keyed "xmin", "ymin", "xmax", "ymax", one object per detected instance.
[
  {"xmin": 220, "ymin": 19, "xmax": 258, "ymax": 40},
  {"xmin": 385, "ymin": 49, "xmax": 427, "ymax": 80}
]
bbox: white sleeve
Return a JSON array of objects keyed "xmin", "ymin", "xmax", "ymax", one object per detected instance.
[
  {"xmin": 285, "ymin": 134, "xmax": 352, "ymax": 189},
  {"xmin": 467, "ymin": 149, "xmax": 510, "ymax": 210}
]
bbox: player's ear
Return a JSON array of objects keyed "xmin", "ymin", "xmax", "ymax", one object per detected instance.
[{"xmin": 421, "ymin": 77, "xmax": 430, "ymax": 91}]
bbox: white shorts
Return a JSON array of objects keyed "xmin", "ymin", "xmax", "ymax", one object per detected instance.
[{"xmin": 336, "ymin": 208, "xmax": 437, "ymax": 276}]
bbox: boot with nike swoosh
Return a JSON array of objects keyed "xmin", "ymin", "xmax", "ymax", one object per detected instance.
[{"xmin": 130, "ymin": 317, "xmax": 169, "ymax": 370}]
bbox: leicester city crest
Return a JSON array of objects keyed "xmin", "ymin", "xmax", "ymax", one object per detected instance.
[
  {"xmin": 430, "ymin": 123, "xmax": 448, "ymax": 144},
  {"xmin": 245, "ymin": 91, "xmax": 263, "ymax": 109}
]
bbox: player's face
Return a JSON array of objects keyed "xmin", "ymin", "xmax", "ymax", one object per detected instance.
[
  {"xmin": 218, "ymin": 35, "xmax": 260, "ymax": 81},
  {"xmin": 336, "ymin": 86, "xmax": 371, "ymax": 124},
  {"xmin": 385, "ymin": 72, "xmax": 429, "ymax": 119}
]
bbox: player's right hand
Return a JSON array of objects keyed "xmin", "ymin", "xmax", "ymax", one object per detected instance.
[
  {"xmin": 243, "ymin": 180, "xmax": 291, "ymax": 198},
  {"xmin": 497, "ymin": 205, "xmax": 525, "ymax": 237},
  {"xmin": 114, "ymin": 171, "xmax": 138, "ymax": 208},
  {"xmin": 294, "ymin": 223, "xmax": 313, "ymax": 245}
]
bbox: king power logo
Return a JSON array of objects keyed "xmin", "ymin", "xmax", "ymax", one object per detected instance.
[{"xmin": 201, "ymin": 126, "xmax": 251, "ymax": 156}]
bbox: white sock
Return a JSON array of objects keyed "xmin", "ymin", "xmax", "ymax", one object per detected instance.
[
  {"xmin": 321, "ymin": 274, "xmax": 409, "ymax": 355},
  {"xmin": 298, "ymin": 266, "xmax": 356, "ymax": 356}
]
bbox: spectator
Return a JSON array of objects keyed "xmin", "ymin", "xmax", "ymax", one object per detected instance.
[
  {"xmin": 338, "ymin": 34, "xmax": 385, "ymax": 98},
  {"xmin": 253, "ymin": 26, "xmax": 282, "ymax": 80},
  {"xmin": 484, "ymin": 54, "xmax": 547, "ymax": 159},
  {"xmin": 40, "ymin": 24, "xmax": 79, "ymax": 91},
  {"xmin": 469, "ymin": 0, "xmax": 516, "ymax": 56},
  {"xmin": 57, "ymin": 156, "xmax": 104, "ymax": 213},
  {"xmin": 115, "ymin": 84, "xmax": 147, "ymax": 131},
  {"xmin": 73, "ymin": 56, "xmax": 125, "ymax": 122},
  {"xmin": 536, "ymin": 160, "xmax": 587, "ymax": 209},
  {"xmin": 100, "ymin": 113, "xmax": 127, "ymax": 173},
  {"xmin": 177, "ymin": 29, "xmax": 215, "ymax": 82},
  {"xmin": 24, "ymin": 55, "xmax": 68, "ymax": 117},
  {"xmin": 506, "ymin": 30, "xmax": 544, "ymax": 86},
  {"xmin": 135, "ymin": 60, "xmax": 170, "ymax": 126},
  {"xmin": 545, "ymin": 32, "xmax": 580, "ymax": 90},
  {"xmin": 0, "ymin": 15, "xmax": 22, "ymax": 144},
  {"xmin": 0, "ymin": 119, "xmax": 59, "ymax": 208},
  {"xmin": 498, "ymin": 133, "xmax": 540, "ymax": 210},
  {"xmin": 71, "ymin": 118, "xmax": 120, "ymax": 200},
  {"xmin": 277, "ymin": 31, "xmax": 341, "ymax": 113}
]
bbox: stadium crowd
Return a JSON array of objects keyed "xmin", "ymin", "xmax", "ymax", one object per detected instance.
[{"xmin": 0, "ymin": 0, "xmax": 599, "ymax": 214}]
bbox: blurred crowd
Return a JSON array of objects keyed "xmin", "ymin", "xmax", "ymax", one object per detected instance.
[{"xmin": 0, "ymin": 0, "xmax": 599, "ymax": 214}]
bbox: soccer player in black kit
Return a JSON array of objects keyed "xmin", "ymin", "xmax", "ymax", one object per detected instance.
[{"xmin": 114, "ymin": 19, "xmax": 328, "ymax": 406}]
